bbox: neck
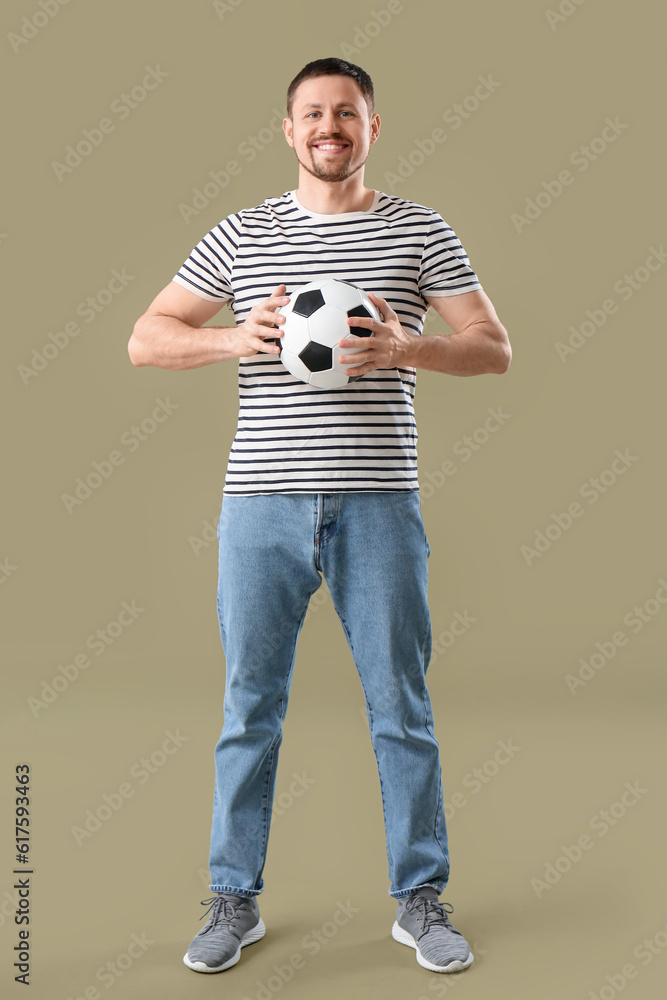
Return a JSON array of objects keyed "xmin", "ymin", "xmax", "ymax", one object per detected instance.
[{"xmin": 294, "ymin": 177, "xmax": 375, "ymax": 215}]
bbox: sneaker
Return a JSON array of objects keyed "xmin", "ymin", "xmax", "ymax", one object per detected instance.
[
  {"xmin": 391, "ymin": 886, "xmax": 474, "ymax": 973},
  {"xmin": 183, "ymin": 893, "xmax": 266, "ymax": 973}
]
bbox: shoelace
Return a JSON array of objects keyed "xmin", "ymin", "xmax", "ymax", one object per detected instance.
[
  {"xmin": 198, "ymin": 895, "xmax": 249, "ymax": 932},
  {"xmin": 406, "ymin": 896, "xmax": 463, "ymax": 937}
]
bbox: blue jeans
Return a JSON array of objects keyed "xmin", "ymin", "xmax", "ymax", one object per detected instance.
[{"xmin": 209, "ymin": 491, "xmax": 450, "ymax": 900}]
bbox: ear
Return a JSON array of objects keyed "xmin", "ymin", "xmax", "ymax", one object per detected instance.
[{"xmin": 283, "ymin": 117, "xmax": 294, "ymax": 148}]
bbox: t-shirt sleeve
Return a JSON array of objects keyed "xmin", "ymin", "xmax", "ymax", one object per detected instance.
[
  {"xmin": 171, "ymin": 212, "xmax": 241, "ymax": 303},
  {"xmin": 419, "ymin": 210, "xmax": 483, "ymax": 297}
]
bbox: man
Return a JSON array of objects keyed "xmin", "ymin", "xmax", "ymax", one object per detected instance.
[{"xmin": 128, "ymin": 57, "xmax": 511, "ymax": 976}]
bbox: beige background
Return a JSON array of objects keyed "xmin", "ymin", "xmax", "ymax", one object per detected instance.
[{"xmin": 3, "ymin": 0, "xmax": 666, "ymax": 997}]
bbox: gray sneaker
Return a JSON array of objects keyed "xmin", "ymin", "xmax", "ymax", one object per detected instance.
[
  {"xmin": 391, "ymin": 887, "xmax": 474, "ymax": 973},
  {"xmin": 183, "ymin": 893, "xmax": 266, "ymax": 973}
]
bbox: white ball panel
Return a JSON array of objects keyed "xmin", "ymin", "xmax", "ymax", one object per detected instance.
[
  {"xmin": 309, "ymin": 304, "xmax": 349, "ymax": 349},
  {"xmin": 280, "ymin": 313, "xmax": 311, "ymax": 355},
  {"xmin": 309, "ymin": 367, "xmax": 350, "ymax": 390},
  {"xmin": 321, "ymin": 280, "xmax": 363, "ymax": 311},
  {"xmin": 280, "ymin": 351, "xmax": 312, "ymax": 383}
]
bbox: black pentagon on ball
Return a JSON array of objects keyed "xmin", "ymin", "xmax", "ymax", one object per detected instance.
[
  {"xmin": 346, "ymin": 304, "xmax": 373, "ymax": 337},
  {"xmin": 293, "ymin": 289, "xmax": 325, "ymax": 317},
  {"xmin": 299, "ymin": 340, "xmax": 333, "ymax": 372}
]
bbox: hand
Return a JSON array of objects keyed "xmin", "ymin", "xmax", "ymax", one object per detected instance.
[
  {"xmin": 233, "ymin": 284, "xmax": 289, "ymax": 357},
  {"xmin": 337, "ymin": 292, "xmax": 413, "ymax": 375}
]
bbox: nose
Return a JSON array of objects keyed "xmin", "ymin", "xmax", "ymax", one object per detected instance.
[{"xmin": 317, "ymin": 109, "xmax": 340, "ymax": 135}]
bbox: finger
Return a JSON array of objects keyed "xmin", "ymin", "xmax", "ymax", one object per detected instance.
[
  {"xmin": 267, "ymin": 309, "xmax": 286, "ymax": 325},
  {"xmin": 259, "ymin": 334, "xmax": 281, "ymax": 352},
  {"xmin": 260, "ymin": 307, "xmax": 287, "ymax": 328},
  {"xmin": 339, "ymin": 332, "xmax": 372, "ymax": 349},
  {"xmin": 268, "ymin": 286, "xmax": 289, "ymax": 306},
  {"xmin": 369, "ymin": 291, "xmax": 390, "ymax": 318},
  {"xmin": 346, "ymin": 315, "xmax": 375, "ymax": 331}
]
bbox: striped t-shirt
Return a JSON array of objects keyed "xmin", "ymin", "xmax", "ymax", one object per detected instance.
[{"xmin": 172, "ymin": 188, "xmax": 482, "ymax": 496}]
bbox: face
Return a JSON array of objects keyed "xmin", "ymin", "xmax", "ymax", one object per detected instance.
[{"xmin": 283, "ymin": 75, "xmax": 380, "ymax": 184}]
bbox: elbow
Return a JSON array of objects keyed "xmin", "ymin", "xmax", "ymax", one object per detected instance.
[
  {"xmin": 494, "ymin": 345, "xmax": 512, "ymax": 374},
  {"xmin": 127, "ymin": 339, "xmax": 143, "ymax": 366},
  {"xmin": 127, "ymin": 319, "xmax": 148, "ymax": 367},
  {"xmin": 490, "ymin": 327, "xmax": 512, "ymax": 374}
]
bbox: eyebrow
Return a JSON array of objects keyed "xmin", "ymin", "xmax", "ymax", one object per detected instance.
[{"xmin": 301, "ymin": 102, "xmax": 358, "ymax": 109}]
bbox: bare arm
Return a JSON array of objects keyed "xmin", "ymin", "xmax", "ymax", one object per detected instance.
[
  {"xmin": 418, "ymin": 289, "xmax": 511, "ymax": 375},
  {"xmin": 338, "ymin": 287, "xmax": 511, "ymax": 378},
  {"xmin": 127, "ymin": 281, "xmax": 289, "ymax": 370}
]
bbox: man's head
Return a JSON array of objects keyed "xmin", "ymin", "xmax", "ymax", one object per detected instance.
[
  {"xmin": 286, "ymin": 57, "xmax": 375, "ymax": 121},
  {"xmin": 283, "ymin": 58, "xmax": 380, "ymax": 185}
]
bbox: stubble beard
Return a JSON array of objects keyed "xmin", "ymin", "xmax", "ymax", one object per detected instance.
[{"xmin": 294, "ymin": 143, "xmax": 367, "ymax": 184}]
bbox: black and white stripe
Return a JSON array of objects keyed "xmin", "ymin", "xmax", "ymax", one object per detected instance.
[{"xmin": 172, "ymin": 189, "xmax": 482, "ymax": 496}]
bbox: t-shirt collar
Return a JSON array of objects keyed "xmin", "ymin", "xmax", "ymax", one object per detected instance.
[{"xmin": 290, "ymin": 189, "xmax": 381, "ymax": 220}]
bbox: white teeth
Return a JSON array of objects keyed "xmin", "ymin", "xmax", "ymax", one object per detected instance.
[{"xmin": 315, "ymin": 144, "xmax": 347, "ymax": 150}]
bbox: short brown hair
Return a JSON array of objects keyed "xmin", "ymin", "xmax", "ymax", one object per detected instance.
[{"xmin": 286, "ymin": 57, "xmax": 375, "ymax": 120}]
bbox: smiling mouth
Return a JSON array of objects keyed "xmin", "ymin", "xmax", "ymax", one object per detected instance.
[{"xmin": 312, "ymin": 142, "xmax": 350, "ymax": 153}]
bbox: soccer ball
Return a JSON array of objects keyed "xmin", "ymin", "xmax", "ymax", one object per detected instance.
[{"xmin": 274, "ymin": 278, "xmax": 382, "ymax": 389}]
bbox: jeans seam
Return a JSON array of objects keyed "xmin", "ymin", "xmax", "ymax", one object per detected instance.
[
  {"xmin": 422, "ymin": 680, "xmax": 448, "ymax": 864},
  {"xmin": 335, "ymin": 608, "xmax": 395, "ymax": 877},
  {"xmin": 259, "ymin": 740, "xmax": 278, "ymax": 871},
  {"xmin": 258, "ymin": 601, "xmax": 313, "ymax": 874}
]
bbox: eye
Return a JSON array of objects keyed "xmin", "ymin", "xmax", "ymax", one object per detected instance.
[{"xmin": 305, "ymin": 110, "xmax": 355, "ymax": 118}]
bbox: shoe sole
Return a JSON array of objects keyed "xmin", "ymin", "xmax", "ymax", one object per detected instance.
[
  {"xmin": 391, "ymin": 920, "xmax": 474, "ymax": 973},
  {"xmin": 183, "ymin": 917, "xmax": 266, "ymax": 973}
]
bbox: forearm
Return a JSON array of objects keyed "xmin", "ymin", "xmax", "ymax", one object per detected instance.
[
  {"xmin": 128, "ymin": 314, "xmax": 241, "ymax": 370},
  {"xmin": 405, "ymin": 323, "xmax": 511, "ymax": 376}
]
